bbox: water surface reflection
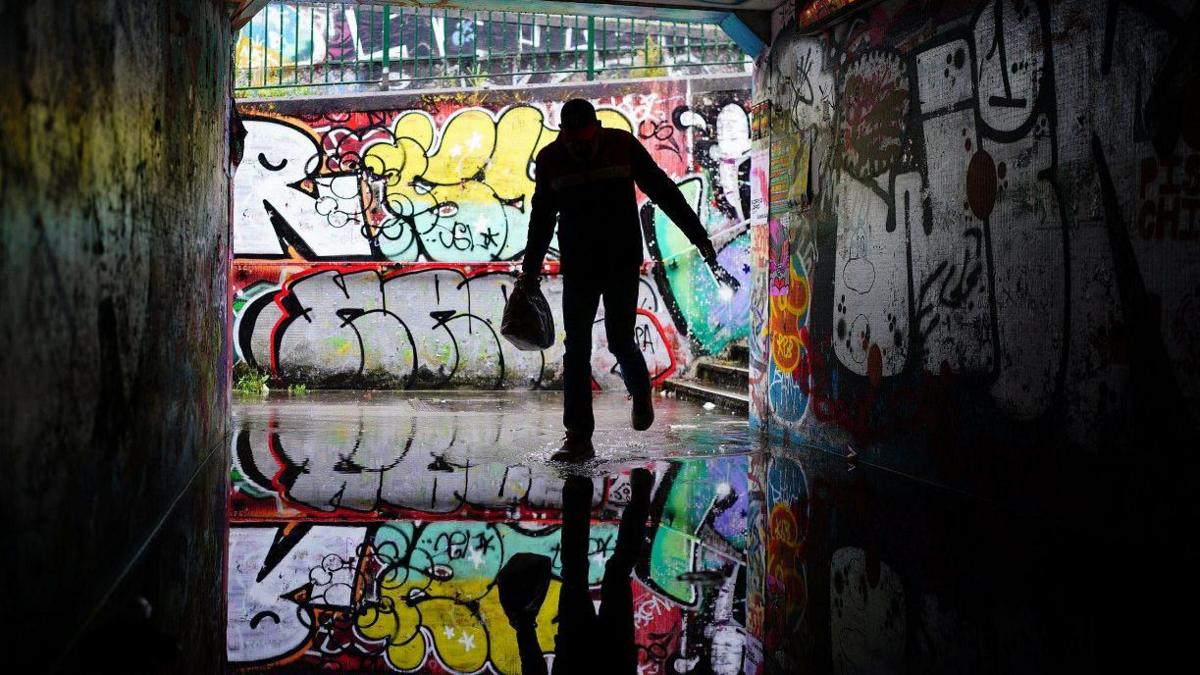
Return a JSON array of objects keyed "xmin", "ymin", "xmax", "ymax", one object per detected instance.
[
  {"xmin": 227, "ymin": 393, "xmax": 1117, "ymax": 673},
  {"xmin": 228, "ymin": 393, "xmax": 756, "ymax": 673}
]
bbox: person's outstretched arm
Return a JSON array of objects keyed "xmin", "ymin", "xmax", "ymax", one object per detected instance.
[
  {"xmin": 521, "ymin": 151, "xmax": 558, "ymax": 279},
  {"xmin": 629, "ymin": 134, "xmax": 717, "ymax": 262}
]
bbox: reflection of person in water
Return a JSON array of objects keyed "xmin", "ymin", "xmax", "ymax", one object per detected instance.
[{"xmin": 498, "ymin": 468, "xmax": 653, "ymax": 675}]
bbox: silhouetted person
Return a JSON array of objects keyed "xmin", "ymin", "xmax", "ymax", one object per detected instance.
[
  {"xmin": 497, "ymin": 468, "xmax": 653, "ymax": 674},
  {"xmin": 521, "ymin": 99, "xmax": 720, "ymax": 461}
]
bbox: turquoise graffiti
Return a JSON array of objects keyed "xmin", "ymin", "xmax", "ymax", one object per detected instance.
[
  {"xmin": 235, "ymin": 4, "xmax": 357, "ymax": 73},
  {"xmin": 641, "ymin": 456, "xmax": 749, "ymax": 605},
  {"xmin": 644, "ymin": 176, "xmax": 752, "ymax": 355}
]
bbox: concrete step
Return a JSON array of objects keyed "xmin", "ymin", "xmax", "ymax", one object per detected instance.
[
  {"xmin": 696, "ymin": 360, "xmax": 749, "ymax": 390},
  {"xmin": 725, "ymin": 342, "xmax": 749, "ymax": 366},
  {"xmin": 661, "ymin": 378, "xmax": 749, "ymax": 415}
]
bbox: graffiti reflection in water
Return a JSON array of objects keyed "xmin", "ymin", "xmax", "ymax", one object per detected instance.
[{"xmin": 227, "ymin": 393, "xmax": 761, "ymax": 674}]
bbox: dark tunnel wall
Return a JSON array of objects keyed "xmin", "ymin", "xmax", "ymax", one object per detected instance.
[
  {"xmin": 753, "ymin": 0, "xmax": 1200, "ymax": 532},
  {"xmin": 748, "ymin": 0, "xmax": 1200, "ymax": 670},
  {"xmin": 0, "ymin": 1, "xmax": 231, "ymax": 670}
]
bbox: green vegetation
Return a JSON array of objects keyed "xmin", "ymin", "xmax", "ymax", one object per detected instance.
[
  {"xmin": 233, "ymin": 363, "xmax": 270, "ymax": 396},
  {"xmin": 287, "ymin": 383, "xmax": 309, "ymax": 396}
]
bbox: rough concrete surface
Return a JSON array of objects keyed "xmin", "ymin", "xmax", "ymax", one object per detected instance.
[{"xmin": 0, "ymin": 1, "xmax": 232, "ymax": 671}]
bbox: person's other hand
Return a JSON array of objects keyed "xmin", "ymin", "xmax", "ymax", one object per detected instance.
[
  {"xmin": 697, "ymin": 243, "xmax": 740, "ymax": 293},
  {"xmin": 712, "ymin": 264, "xmax": 741, "ymax": 293}
]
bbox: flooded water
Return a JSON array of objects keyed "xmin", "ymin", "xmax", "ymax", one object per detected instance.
[
  {"xmin": 227, "ymin": 392, "xmax": 1129, "ymax": 673},
  {"xmin": 227, "ymin": 392, "xmax": 758, "ymax": 673}
]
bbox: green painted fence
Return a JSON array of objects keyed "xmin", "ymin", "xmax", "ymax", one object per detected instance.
[{"xmin": 235, "ymin": 1, "xmax": 750, "ymax": 96}]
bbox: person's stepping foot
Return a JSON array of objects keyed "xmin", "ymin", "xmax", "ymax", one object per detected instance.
[
  {"xmin": 632, "ymin": 391, "xmax": 654, "ymax": 431},
  {"xmin": 497, "ymin": 553, "xmax": 552, "ymax": 629},
  {"xmin": 551, "ymin": 434, "xmax": 595, "ymax": 462}
]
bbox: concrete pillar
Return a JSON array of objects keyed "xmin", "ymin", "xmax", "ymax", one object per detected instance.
[{"xmin": 0, "ymin": 1, "xmax": 232, "ymax": 670}]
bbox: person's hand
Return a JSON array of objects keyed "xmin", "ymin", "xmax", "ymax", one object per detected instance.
[
  {"xmin": 515, "ymin": 271, "xmax": 540, "ymax": 289},
  {"xmin": 697, "ymin": 242, "xmax": 740, "ymax": 293},
  {"xmin": 712, "ymin": 264, "xmax": 741, "ymax": 293}
]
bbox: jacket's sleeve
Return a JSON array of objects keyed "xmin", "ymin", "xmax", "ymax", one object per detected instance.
[
  {"xmin": 521, "ymin": 151, "xmax": 558, "ymax": 277},
  {"xmin": 629, "ymin": 133, "xmax": 712, "ymax": 250}
]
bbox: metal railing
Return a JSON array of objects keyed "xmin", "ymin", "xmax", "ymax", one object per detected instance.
[{"xmin": 234, "ymin": 2, "xmax": 750, "ymax": 96}]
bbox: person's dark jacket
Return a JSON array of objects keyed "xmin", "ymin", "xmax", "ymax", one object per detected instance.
[{"xmin": 521, "ymin": 127, "xmax": 711, "ymax": 278}]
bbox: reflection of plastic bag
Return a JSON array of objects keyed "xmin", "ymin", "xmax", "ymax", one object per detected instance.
[{"xmin": 502, "ymin": 278, "xmax": 555, "ymax": 351}]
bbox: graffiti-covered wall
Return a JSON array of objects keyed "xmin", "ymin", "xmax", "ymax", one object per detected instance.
[
  {"xmin": 233, "ymin": 76, "xmax": 752, "ymax": 388},
  {"xmin": 749, "ymin": 2, "xmax": 1200, "ymax": 669},
  {"xmin": 751, "ymin": 0, "xmax": 1200, "ymax": 543}
]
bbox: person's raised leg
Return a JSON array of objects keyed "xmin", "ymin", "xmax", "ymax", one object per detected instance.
[
  {"xmin": 602, "ymin": 270, "xmax": 653, "ymax": 431},
  {"xmin": 557, "ymin": 273, "xmax": 601, "ymax": 461}
]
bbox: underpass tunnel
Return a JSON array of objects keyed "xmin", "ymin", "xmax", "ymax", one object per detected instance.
[{"xmin": 3, "ymin": 0, "xmax": 1198, "ymax": 672}]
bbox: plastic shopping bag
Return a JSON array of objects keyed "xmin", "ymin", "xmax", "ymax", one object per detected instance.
[{"xmin": 501, "ymin": 277, "xmax": 555, "ymax": 351}]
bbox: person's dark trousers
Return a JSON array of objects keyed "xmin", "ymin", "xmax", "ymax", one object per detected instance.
[
  {"xmin": 551, "ymin": 476, "xmax": 599, "ymax": 674},
  {"xmin": 561, "ymin": 267, "xmax": 652, "ymax": 437},
  {"xmin": 551, "ymin": 470, "xmax": 652, "ymax": 675}
]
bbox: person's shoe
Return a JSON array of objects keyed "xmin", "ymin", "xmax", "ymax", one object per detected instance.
[
  {"xmin": 551, "ymin": 434, "xmax": 594, "ymax": 462},
  {"xmin": 632, "ymin": 391, "xmax": 655, "ymax": 431},
  {"xmin": 496, "ymin": 553, "xmax": 552, "ymax": 629}
]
